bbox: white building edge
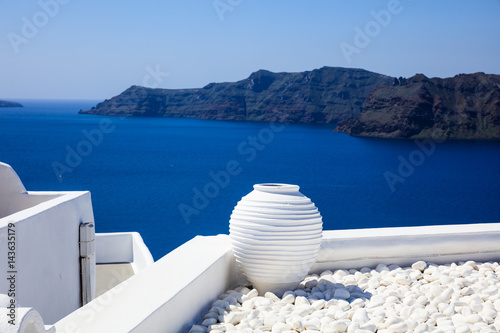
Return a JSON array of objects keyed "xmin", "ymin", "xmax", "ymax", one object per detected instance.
[{"xmin": 0, "ymin": 161, "xmax": 499, "ymax": 332}]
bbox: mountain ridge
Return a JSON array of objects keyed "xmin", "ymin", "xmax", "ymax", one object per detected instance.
[
  {"xmin": 80, "ymin": 66, "xmax": 393, "ymax": 123},
  {"xmin": 80, "ymin": 67, "xmax": 500, "ymax": 139}
]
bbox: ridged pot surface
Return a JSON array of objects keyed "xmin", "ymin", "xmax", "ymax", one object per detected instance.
[{"xmin": 229, "ymin": 183, "xmax": 323, "ymax": 296}]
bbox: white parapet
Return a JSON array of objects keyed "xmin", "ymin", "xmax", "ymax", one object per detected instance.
[
  {"xmin": 94, "ymin": 232, "xmax": 155, "ymax": 297},
  {"xmin": 311, "ymin": 223, "xmax": 500, "ymax": 273},
  {"xmin": 0, "ymin": 162, "xmax": 95, "ymax": 324},
  {"xmin": 55, "ymin": 234, "xmax": 247, "ymax": 333},
  {"xmin": 95, "ymin": 232, "xmax": 154, "ymax": 272}
]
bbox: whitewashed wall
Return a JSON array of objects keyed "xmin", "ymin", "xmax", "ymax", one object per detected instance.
[
  {"xmin": 55, "ymin": 235, "xmax": 246, "ymax": 333},
  {"xmin": 311, "ymin": 223, "xmax": 500, "ymax": 273},
  {"xmin": 0, "ymin": 162, "xmax": 95, "ymax": 324},
  {"xmin": 95, "ymin": 232, "xmax": 154, "ymax": 271}
]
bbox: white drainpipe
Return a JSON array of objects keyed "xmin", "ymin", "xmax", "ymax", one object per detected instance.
[{"xmin": 79, "ymin": 222, "xmax": 96, "ymax": 306}]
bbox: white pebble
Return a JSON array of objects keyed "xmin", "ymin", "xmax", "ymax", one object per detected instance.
[
  {"xmin": 334, "ymin": 288, "xmax": 350, "ymax": 300},
  {"xmin": 295, "ymin": 296, "xmax": 309, "ymax": 307},
  {"xmin": 292, "ymin": 306, "xmax": 309, "ymax": 317},
  {"xmin": 295, "ymin": 289, "xmax": 308, "ymax": 297},
  {"xmin": 281, "ymin": 294, "xmax": 295, "ymax": 304},
  {"xmin": 346, "ymin": 321, "xmax": 359, "ymax": 333},
  {"xmin": 455, "ymin": 325, "xmax": 471, "ymax": 333},
  {"xmin": 464, "ymin": 313, "xmax": 482, "ymax": 324},
  {"xmin": 375, "ymin": 264, "xmax": 389, "ymax": 272},
  {"xmin": 415, "ymin": 295, "xmax": 429, "ymax": 305},
  {"xmin": 246, "ymin": 289, "xmax": 258, "ymax": 299},
  {"xmin": 322, "ymin": 329, "xmax": 338, "ymax": 333},
  {"xmin": 254, "ymin": 297, "xmax": 273, "ymax": 307},
  {"xmin": 395, "ymin": 274, "xmax": 412, "ymax": 286},
  {"xmin": 368, "ymin": 278, "xmax": 380, "ymax": 289},
  {"xmin": 290, "ymin": 317, "xmax": 304, "ymax": 331},
  {"xmin": 352, "ymin": 308, "xmax": 370, "ymax": 324},
  {"xmin": 263, "ymin": 314, "xmax": 278, "ymax": 327},
  {"xmin": 264, "ymin": 292, "xmax": 280, "ymax": 302},
  {"xmin": 430, "ymin": 285, "xmax": 444, "ymax": 297},
  {"xmin": 388, "ymin": 264, "xmax": 401, "ymax": 272},
  {"xmin": 470, "ymin": 301, "xmax": 483, "ymax": 313},
  {"xmin": 312, "ymin": 291, "xmax": 325, "ymax": 299},
  {"xmin": 387, "ymin": 321, "xmax": 408, "ymax": 333},
  {"xmin": 413, "ymin": 322, "xmax": 429, "ymax": 333},
  {"xmin": 360, "ymin": 322, "xmax": 376, "ymax": 332},
  {"xmin": 213, "ymin": 299, "xmax": 230, "ymax": 309},
  {"xmin": 224, "ymin": 311, "xmax": 247, "ymax": 325},
  {"xmin": 204, "ymin": 311, "xmax": 218, "ymax": 320},
  {"xmin": 237, "ymin": 286, "xmax": 251, "ymax": 294},
  {"xmin": 201, "ymin": 317, "xmax": 217, "ymax": 326},
  {"xmin": 271, "ymin": 322, "xmax": 291, "ymax": 332},
  {"xmin": 311, "ymin": 299, "xmax": 326, "ymax": 310},
  {"xmin": 241, "ymin": 299, "xmax": 254, "ymax": 310},
  {"xmin": 330, "ymin": 320, "xmax": 348, "ymax": 332},
  {"xmin": 337, "ymin": 299, "xmax": 350, "ymax": 311},
  {"xmin": 188, "ymin": 325, "xmax": 206, "ymax": 332},
  {"xmin": 248, "ymin": 318, "xmax": 263, "ymax": 328},
  {"xmin": 412, "ymin": 261, "xmax": 427, "ymax": 272},
  {"xmin": 305, "ymin": 279, "xmax": 318, "ymax": 289},
  {"xmin": 481, "ymin": 306, "xmax": 497, "ymax": 318},
  {"xmin": 303, "ymin": 317, "xmax": 321, "ymax": 330}
]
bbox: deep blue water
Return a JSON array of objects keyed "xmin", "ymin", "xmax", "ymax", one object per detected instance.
[{"xmin": 1, "ymin": 100, "xmax": 499, "ymax": 260}]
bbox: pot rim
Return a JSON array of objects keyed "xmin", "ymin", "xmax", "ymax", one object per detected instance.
[{"xmin": 253, "ymin": 183, "xmax": 300, "ymax": 192}]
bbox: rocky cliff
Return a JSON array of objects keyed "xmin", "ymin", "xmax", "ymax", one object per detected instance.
[
  {"xmin": 80, "ymin": 67, "xmax": 393, "ymax": 123},
  {"xmin": 0, "ymin": 100, "xmax": 23, "ymax": 107},
  {"xmin": 336, "ymin": 73, "xmax": 500, "ymax": 139},
  {"xmin": 81, "ymin": 68, "xmax": 500, "ymax": 139}
]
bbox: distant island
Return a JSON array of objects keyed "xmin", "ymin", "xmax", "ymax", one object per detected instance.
[
  {"xmin": 80, "ymin": 67, "xmax": 500, "ymax": 139},
  {"xmin": 0, "ymin": 100, "xmax": 23, "ymax": 108}
]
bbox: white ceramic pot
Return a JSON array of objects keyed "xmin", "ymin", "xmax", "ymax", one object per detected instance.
[{"xmin": 229, "ymin": 183, "xmax": 323, "ymax": 296}]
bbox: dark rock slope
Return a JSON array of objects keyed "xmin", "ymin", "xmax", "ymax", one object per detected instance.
[
  {"xmin": 80, "ymin": 67, "xmax": 393, "ymax": 123},
  {"xmin": 336, "ymin": 73, "xmax": 500, "ymax": 139}
]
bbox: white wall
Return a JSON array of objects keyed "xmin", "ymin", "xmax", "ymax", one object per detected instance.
[
  {"xmin": 0, "ymin": 193, "xmax": 62, "ymax": 219},
  {"xmin": 0, "ymin": 162, "xmax": 61, "ymax": 218},
  {"xmin": 0, "ymin": 162, "xmax": 95, "ymax": 324},
  {"xmin": 311, "ymin": 223, "xmax": 500, "ymax": 272},
  {"xmin": 55, "ymin": 235, "xmax": 247, "ymax": 333},
  {"xmin": 95, "ymin": 233, "xmax": 133, "ymax": 263},
  {"xmin": 95, "ymin": 232, "xmax": 154, "ymax": 272}
]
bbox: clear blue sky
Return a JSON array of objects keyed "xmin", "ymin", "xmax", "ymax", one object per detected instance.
[{"xmin": 1, "ymin": 0, "xmax": 499, "ymax": 100}]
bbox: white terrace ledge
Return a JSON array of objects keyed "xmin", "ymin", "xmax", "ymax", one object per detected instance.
[
  {"xmin": 55, "ymin": 222, "xmax": 500, "ymax": 333},
  {"xmin": 55, "ymin": 234, "xmax": 246, "ymax": 333},
  {"xmin": 95, "ymin": 232, "xmax": 154, "ymax": 297}
]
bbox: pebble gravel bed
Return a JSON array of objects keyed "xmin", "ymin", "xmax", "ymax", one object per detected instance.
[{"xmin": 189, "ymin": 260, "xmax": 500, "ymax": 333}]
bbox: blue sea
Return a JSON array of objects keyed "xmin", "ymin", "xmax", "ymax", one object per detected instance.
[{"xmin": 1, "ymin": 100, "xmax": 499, "ymax": 260}]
